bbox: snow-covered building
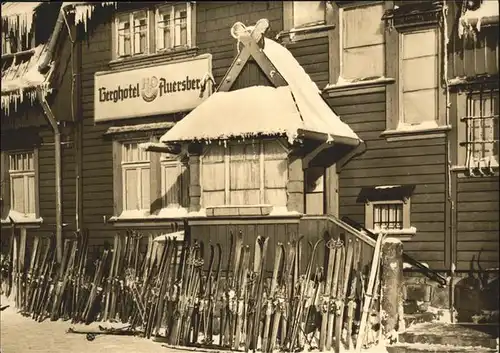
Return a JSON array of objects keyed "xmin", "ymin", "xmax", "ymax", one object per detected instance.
[
  {"xmin": 1, "ymin": 2, "xmax": 80, "ymax": 263},
  {"xmin": 154, "ymin": 18, "xmax": 364, "ymax": 252}
]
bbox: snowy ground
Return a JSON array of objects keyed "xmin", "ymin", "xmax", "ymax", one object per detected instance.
[
  {"xmin": 0, "ymin": 295, "xmax": 388, "ymax": 353},
  {"xmin": 0, "ymin": 296, "xmax": 173, "ymax": 353}
]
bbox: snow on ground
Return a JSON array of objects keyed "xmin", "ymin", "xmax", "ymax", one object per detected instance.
[
  {"xmin": 1, "ymin": 294, "xmax": 388, "ymax": 353},
  {"xmin": 0, "ymin": 296, "xmax": 171, "ymax": 353}
]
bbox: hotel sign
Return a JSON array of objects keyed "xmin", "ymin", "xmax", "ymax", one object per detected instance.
[{"xmin": 94, "ymin": 54, "xmax": 212, "ymax": 122}]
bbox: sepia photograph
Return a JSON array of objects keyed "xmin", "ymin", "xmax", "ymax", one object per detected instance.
[{"xmin": 0, "ymin": 1, "xmax": 498, "ymax": 352}]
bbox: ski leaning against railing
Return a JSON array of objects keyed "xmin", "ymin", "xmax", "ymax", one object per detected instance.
[{"xmin": 1, "ymin": 225, "xmax": 392, "ymax": 352}]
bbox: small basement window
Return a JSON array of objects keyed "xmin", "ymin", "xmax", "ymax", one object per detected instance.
[{"xmin": 359, "ymin": 184, "xmax": 416, "ymax": 239}]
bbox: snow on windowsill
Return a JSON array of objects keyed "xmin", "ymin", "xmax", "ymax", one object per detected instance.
[
  {"xmin": 324, "ymin": 76, "xmax": 395, "ymax": 92},
  {"xmin": 277, "ymin": 22, "xmax": 333, "ymax": 42},
  {"xmin": 369, "ymin": 226, "xmax": 417, "ymax": 237},
  {"xmin": 1, "ymin": 210, "xmax": 43, "ymax": 225},
  {"xmin": 382, "ymin": 121, "xmax": 451, "ymax": 137},
  {"xmin": 205, "ymin": 205, "xmax": 302, "ymax": 217},
  {"xmin": 269, "ymin": 206, "xmax": 301, "ymax": 217},
  {"xmin": 109, "ymin": 207, "xmax": 210, "ymax": 222}
]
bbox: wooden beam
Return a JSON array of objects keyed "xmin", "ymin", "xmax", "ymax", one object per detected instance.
[
  {"xmin": 216, "ymin": 48, "xmax": 252, "ymax": 92},
  {"xmin": 240, "ymin": 33, "xmax": 288, "ymax": 87},
  {"xmin": 303, "ymin": 141, "xmax": 332, "ymax": 169},
  {"xmin": 217, "ymin": 19, "xmax": 281, "ymax": 92}
]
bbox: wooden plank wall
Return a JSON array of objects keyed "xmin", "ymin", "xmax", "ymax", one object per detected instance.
[
  {"xmin": 285, "ymin": 36, "xmax": 330, "ymax": 89},
  {"xmin": 77, "ymin": 2, "xmax": 284, "ymax": 245},
  {"xmin": 189, "ymin": 221, "xmax": 299, "ymax": 275},
  {"xmin": 299, "ymin": 217, "xmax": 375, "ymax": 272},
  {"xmin": 327, "ymin": 91, "xmax": 448, "ymax": 270},
  {"xmin": 446, "ymin": 0, "xmax": 499, "ymax": 271},
  {"xmin": 456, "ymin": 177, "xmax": 499, "ymax": 271}
]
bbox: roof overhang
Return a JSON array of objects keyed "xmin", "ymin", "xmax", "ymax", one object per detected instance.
[
  {"xmin": 1, "ymin": 2, "xmax": 43, "ymax": 34},
  {"xmin": 459, "ymin": 0, "xmax": 499, "ymax": 37},
  {"xmin": 159, "ymin": 19, "xmax": 361, "ymax": 166}
]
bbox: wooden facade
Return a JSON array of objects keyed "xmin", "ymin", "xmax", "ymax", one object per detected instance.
[{"xmin": 1, "ymin": 1, "xmax": 498, "ymax": 277}]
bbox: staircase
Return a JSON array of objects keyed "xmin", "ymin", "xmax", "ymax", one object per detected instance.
[{"xmin": 387, "ymin": 322, "xmax": 499, "ymax": 353}]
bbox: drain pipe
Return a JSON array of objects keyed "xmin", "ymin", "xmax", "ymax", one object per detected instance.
[
  {"xmin": 36, "ymin": 2, "xmax": 75, "ymax": 265},
  {"xmin": 38, "ymin": 3, "xmax": 68, "ymax": 74},
  {"xmin": 36, "ymin": 87, "xmax": 63, "ymax": 264},
  {"xmin": 442, "ymin": 0, "xmax": 457, "ymax": 323}
]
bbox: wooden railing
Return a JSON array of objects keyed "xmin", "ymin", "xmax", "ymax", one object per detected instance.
[{"xmin": 300, "ymin": 214, "xmax": 449, "ymax": 286}]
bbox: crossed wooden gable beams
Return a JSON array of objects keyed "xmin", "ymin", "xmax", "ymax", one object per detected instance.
[{"xmin": 216, "ymin": 19, "xmax": 288, "ymax": 92}]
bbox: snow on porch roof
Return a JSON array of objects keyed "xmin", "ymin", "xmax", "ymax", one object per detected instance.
[
  {"xmin": 160, "ymin": 36, "xmax": 360, "ymax": 145},
  {"xmin": 161, "ymin": 86, "xmax": 302, "ymax": 143},
  {"xmin": 1, "ymin": 44, "xmax": 53, "ymax": 115}
]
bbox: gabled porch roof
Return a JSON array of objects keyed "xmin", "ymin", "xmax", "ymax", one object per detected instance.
[{"xmin": 159, "ymin": 20, "xmax": 360, "ymax": 147}]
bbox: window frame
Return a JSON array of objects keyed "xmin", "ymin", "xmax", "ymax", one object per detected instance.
[
  {"xmin": 397, "ymin": 27, "xmax": 440, "ymax": 130},
  {"xmin": 382, "ymin": 4, "xmax": 449, "ymax": 141},
  {"xmin": 160, "ymin": 153, "xmax": 190, "ymax": 209},
  {"xmin": 199, "ymin": 139, "xmax": 289, "ymax": 208},
  {"xmin": 365, "ymin": 198, "xmax": 415, "ymax": 239},
  {"xmin": 455, "ymin": 87, "xmax": 500, "ymax": 175},
  {"xmin": 111, "ymin": 2, "xmax": 196, "ymax": 62},
  {"xmin": 155, "ymin": 2, "xmax": 192, "ymax": 53},
  {"xmin": 121, "ymin": 140, "xmax": 151, "ymax": 212},
  {"xmin": 1, "ymin": 149, "xmax": 40, "ymax": 223},
  {"xmin": 111, "ymin": 134, "xmax": 190, "ymax": 220},
  {"xmin": 281, "ymin": 1, "xmax": 333, "ymax": 43},
  {"xmin": 338, "ymin": 1, "xmax": 386, "ymax": 82}
]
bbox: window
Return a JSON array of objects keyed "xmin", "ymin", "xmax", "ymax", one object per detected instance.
[
  {"xmin": 292, "ymin": 1, "xmax": 325, "ymax": 28},
  {"xmin": 161, "ymin": 154, "xmax": 189, "ymax": 208},
  {"xmin": 113, "ymin": 2, "xmax": 194, "ymax": 60},
  {"xmin": 116, "ymin": 11, "xmax": 149, "ymax": 57},
  {"xmin": 360, "ymin": 185, "xmax": 415, "ymax": 238},
  {"xmin": 379, "ymin": 2, "xmax": 448, "ymax": 139},
  {"xmin": 201, "ymin": 140, "xmax": 288, "ymax": 207},
  {"xmin": 372, "ymin": 202, "xmax": 404, "ymax": 230},
  {"xmin": 365, "ymin": 200, "xmax": 411, "ymax": 233},
  {"xmin": 156, "ymin": 3, "xmax": 191, "ymax": 51},
  {"xmin": 9, "ymin": 151, "xmax": 36, "ymax": 216},
  {"xmin": 112, "ymin": 133, "xmax": 190, "ymax": 220},
  {"xmin": 459, "ymin": 89, "xmax": 499, "ymax": 173},
  {"xmin": 399, "ymin": 28, "xmax": 439, "ymax": 128},
  {"xmin": 305, "ymin": 167, "xmax": 325, "ymax": 215},
  {"xmin": 281, "ymin": 1, "xmax": 330, "ymax": 43},
  {"xmin": 340, "ymin": 2, "xmax": 385, "ymax": 81},
  {"xmin": 121, "ymin": 141, "xmax": 150, "ymax": 211}
]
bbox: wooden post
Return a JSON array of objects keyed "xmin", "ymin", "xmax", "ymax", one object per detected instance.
[
  {"xmin": 188, "ymin": 154, "xmax": 201, "ymax": 212},
  {"xmin": 286, "ymin": 151, "xmax": 304, "ymax": 213},
  {"xmin": 380, "ymin": 237, "xmax": 404, "ymax": 341}
]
